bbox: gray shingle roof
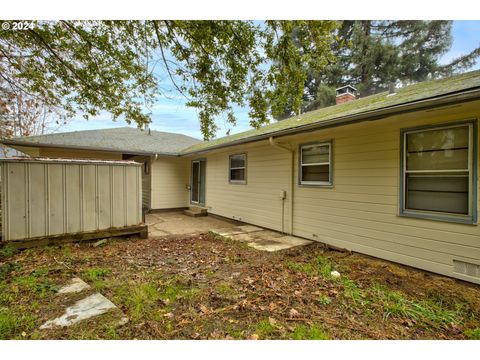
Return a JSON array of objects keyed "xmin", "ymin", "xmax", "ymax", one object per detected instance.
[
  {"xmin": 182, "ymin": 70, "xmax": 480, "ymax": 154},
  {"xmin": 4, "ymin": 127, "xmax": 201, "ymax": 155}
]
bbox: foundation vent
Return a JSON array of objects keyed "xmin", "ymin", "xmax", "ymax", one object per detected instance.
[{"xmin": 453, "ymin": 260, "xmax": 480, "ymax": 278}]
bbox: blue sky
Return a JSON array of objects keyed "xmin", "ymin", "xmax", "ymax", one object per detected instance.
[{"xmin": 61, "ymin": 20, "xmax": 480, "ymax": 140}]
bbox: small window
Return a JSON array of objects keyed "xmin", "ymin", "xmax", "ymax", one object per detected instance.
[
  {"xmin": 401, "ymin": 122, "xmax": 476, "ymax": 222},
  {"xmin": 229, "ymin": 153, "xmax": 246, "ymax": 183},
  {"xmin": 300, "ymin": 142, "xmax": 332, "ymax": 185}
]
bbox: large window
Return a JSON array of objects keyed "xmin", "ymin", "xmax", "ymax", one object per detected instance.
[
  {"xmin": 401, "ymin": 122, "xmax": 476, "ymax": 223},
  {"xmin": 300, "ymin": 142, "xmax": 332, "ymax": 185},
  {"xmin": 229, "ymin": 153, "xmax": 246, "ymax": 184}
]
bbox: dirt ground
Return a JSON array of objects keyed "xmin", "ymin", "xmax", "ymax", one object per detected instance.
[{"xmin": 1, "ymin": 232, "xmax": 480, "ymax": 340}]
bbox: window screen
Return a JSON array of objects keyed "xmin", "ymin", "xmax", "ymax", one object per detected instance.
[
  {"xmin": 403, "ymin": 123, "xmax": 473, "ymax": 218},
  {"xmin": 229, "ymin": 154, "xmax": 246, "ymax": 183},
  {"xmin": 300, "ymin": 142, "xmax": 332, "ymax": 185}
]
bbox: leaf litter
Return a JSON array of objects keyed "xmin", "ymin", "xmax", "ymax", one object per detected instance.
[{"xmin": 1, "ymin": 232, "xmax": 480, "ymax": 339}]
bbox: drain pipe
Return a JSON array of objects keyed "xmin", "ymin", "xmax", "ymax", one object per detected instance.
[{"xmin": 269, "ymin": 137, "xmax": 294, "ymax": 235}]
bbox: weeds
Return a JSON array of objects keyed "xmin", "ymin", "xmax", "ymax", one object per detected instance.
[
  {"xmin": 317, "ymin": 295, "xmax": 332, "ymax": 305},
  {"xmin": 0, "ymin": 308, "xmax": 36, "ymax": 340},
  {"xmin": 342, "ymin": 278, "xmax": 367, "ymax": 305},
  {"xmin": 464, "ymin": 328, "xmax": 480, "ymax": 340},
  {"xmin": 0, "ymin": 262, "xmax": 20, "ymax": 281},
  {"xmin": 216, "ymin": 282, "xmax": 237, "ymax": 297},
  {"xmin": 0, "ymin": 245, "xmax": 19, "ymax": 259},
  {"xmin": 83, "ymin": 267, "xmax": 112, "ymax": 281},
  {"xmin": 371, "ymin": 283, "xmax": 461, "ymax": 328},
  {"xmin": 286, "ymin": 255, "xmax": 334, "ymax": 278},
  {"xmin": 13, "ymin": 273, "xmax": 58, "ymax": 298},
  {"xmin": 132, "ymin": 283, "xmax": 159, "ymax": 309},
  {"xmin": 289, "ymin": 324, "xmax": 330, "ymax": 340},
  {"xmin": 254, "ymin": 319, "xmax": 277, "ymax": 339}
]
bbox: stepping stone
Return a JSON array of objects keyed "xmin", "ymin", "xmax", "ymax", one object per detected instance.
[
  {"xmin": 40, "ymin": 293, "xmax": 117, "ymax": 329},
  {"xmin": 212, "ymin": 226, "xmax": 313, "ymax": 252},
  {"xmin": 211, "ymin": 225, "xmax": 263, "ymax": 238},
  {"xmin": 236, "ymin": 225, "xmax": 264, "ymax": 233},
  {"xmin": 57, "ymin": 277, "xmax": 91, "ymax": 294},
  {"xmin": 210, "ymin": 228, "xmax": 244, "ymax": 237},
  {"xmin": 275, "ymin": 235, "xmax": 313, "ymax": 247},
  {"xmin": 247, "ymin": 240, "xmax": 294, "ymax": 252}
]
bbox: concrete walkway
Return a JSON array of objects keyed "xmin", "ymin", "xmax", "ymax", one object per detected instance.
[
  {"xmin": 146, "ymin": 211, "xmax": 239, "ymax": 237},
  {"xmin": 210, "ymin": 225, "xmax": 313, "ymax": 252},
  {"xmin": 147, "ymin": 211, "xmax": 312, "ymax": 252}
]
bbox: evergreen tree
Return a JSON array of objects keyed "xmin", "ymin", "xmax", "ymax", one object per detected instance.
[{"xmin": 276, "ymin": 20, "xmax": 480, "ymax": 119}]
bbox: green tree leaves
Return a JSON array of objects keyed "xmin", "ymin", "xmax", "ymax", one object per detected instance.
[
  {"xmin": 274, "ymin": 20, "xmax": 480, "ymax": 119},
  {"xmin": 0, "ymin": 20, "xmax": 339, "ymax": 140}
]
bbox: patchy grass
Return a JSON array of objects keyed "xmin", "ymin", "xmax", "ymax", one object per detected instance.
[
  {"xmin": 122, "ymin": 283, "xmax": 161, "ymax": 320},
  {"xmin": 83, "ymin": 267, "xmax": 112, "ymax": 281},
  {"xmin": 370, "ymin": 283, "xmax": 461, "ymax": 328},
  {"xmin": 254, "ymin": 319, "xmax": 277, "ymax": 339},
  {"xmin": 83, "ymin": 267, "xmax": 112, "ymax": 291},
  {"xmin": 13, "ymin": 272, "xmax": 58, "ymax": 298},
  {"xmin": 1, "ymin": 231, "xmax": 479, "ymax": 340},
  {"xmin": 317, "ymin": 295, "xmax": 332, "ymax": 306},
  {"xmin": 0, "ymin": 308, "xmax": 37, "ymax": 340},
  {"xmin": 0, "ymin": 262, "xmax": 20, "ymax": 281},
  {"xmin": 464, "ymin": 328, "xmax": 480, "ymax": 340},
  {"xmin": 289, "ymin": 324, "xmax": 330, "ymax": 340},
  {"xmin": 0, "ymin": 245, "xmax": 19, "ymax": 259},
  {"xmin": 286, "ymin": 255, "xmax": 334, "ymax": 278}
]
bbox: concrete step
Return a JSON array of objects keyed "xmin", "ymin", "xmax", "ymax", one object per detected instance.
[{"xmin": 183, "ymin": 206, "xmax": 208, "ymax": 217}]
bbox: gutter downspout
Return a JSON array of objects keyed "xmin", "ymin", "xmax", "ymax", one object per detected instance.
[{"xmin": 269, "ymin": 137, "xmax": 294, "ymax": 235}]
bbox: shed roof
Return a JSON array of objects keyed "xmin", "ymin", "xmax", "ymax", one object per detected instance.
[
  {"xmin": 181, "ymin": 70, "xmax": 480, "ymax": 154},
  {"xmin": 0, "ymin": 157, "xmax": 141, "ymax": 165},
  {"xmin": 2, "ymin": 127, "xmax": 201, "ymax": 156}
]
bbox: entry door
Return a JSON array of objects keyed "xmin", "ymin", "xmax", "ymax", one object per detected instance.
[{"xmin": 191, "ymin": 160, "xmax": 206, "ymax": 205}]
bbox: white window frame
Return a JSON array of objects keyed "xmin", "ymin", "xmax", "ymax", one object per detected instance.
[
  {"xmin": 229, "ymin": 153, "xmax": 247, "ymax": 184},
  {"xmin": 299, "ymin": 142, "xmax": 332, "ymax": 186},
  {"xmin": 400, "ymin": 121, "xmax": 477, "ymax": 224}
]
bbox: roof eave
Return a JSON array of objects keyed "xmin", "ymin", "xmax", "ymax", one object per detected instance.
[
  {"xmin": 0, "ymin": 140, "xmax": 181, "ymax": 157},
  {"xmin": 181, "ymin": 87, "xmax": 480, "ymax": 156}
]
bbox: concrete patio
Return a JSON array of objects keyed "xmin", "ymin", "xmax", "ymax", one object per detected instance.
[{"xmin": 146, "ymin": 211, "xmax": 313, "ymax": 252}]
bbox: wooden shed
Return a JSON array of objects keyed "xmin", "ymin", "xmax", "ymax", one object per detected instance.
[{"xmin": 0, "ymin": 158, "xmax": 147, "ymax": 247}]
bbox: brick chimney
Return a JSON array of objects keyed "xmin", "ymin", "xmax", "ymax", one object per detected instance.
[{"xmin": 335, "ymin": 85, "xmax": 357, "ymax": 105}]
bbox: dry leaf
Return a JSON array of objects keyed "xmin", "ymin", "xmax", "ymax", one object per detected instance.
[{"xmin": 289, "ymin": 308, "xmax": 300, "ymax": 318}]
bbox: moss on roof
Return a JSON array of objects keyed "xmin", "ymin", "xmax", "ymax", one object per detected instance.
[{"xmin": 182, "ymin": 70, "xmax": 480, "ymax": 154}]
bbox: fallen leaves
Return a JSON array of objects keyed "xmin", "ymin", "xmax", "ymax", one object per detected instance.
[
  {"xmin": 289, "ymin": 308, "xmax": 300, "ymax": 318},
  {"xmin": 3, "ymin": 231, "xmax": 479, "ymax": 341},
  {"xmin": 199, "ymin": 305, "xmax": 210, "ymax": 315}
]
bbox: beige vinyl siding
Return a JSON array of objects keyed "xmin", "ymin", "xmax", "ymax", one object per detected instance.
[
  {"xmin": 129, "ymin": 155, "xmax": 152, "ymax": 210},
  {"xmin": 193, "ymin": 142, "xmax": 292, "ymax": 232},
  {"xmin": 39, "ymin": 147, "xmax": 122, "ymax": 160},
  {"xmin": 193, "ymin": 100, "xmax": 480, "ymax": 283},
  {"xmin": 151, "ymin": 157, "xmax": 189, "ymax": 209},
  {"xmin": 287, "ymin": 100, "xmax": 480, "ymax": 283}
]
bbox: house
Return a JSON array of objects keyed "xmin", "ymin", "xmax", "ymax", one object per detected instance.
[
  {"xmin": 3, "ymin": 70, "xmax": 480, "ymax": 284},
  {"xmin": 1, "ymin": 127, "xmax": 202, "ymax": 211}
]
